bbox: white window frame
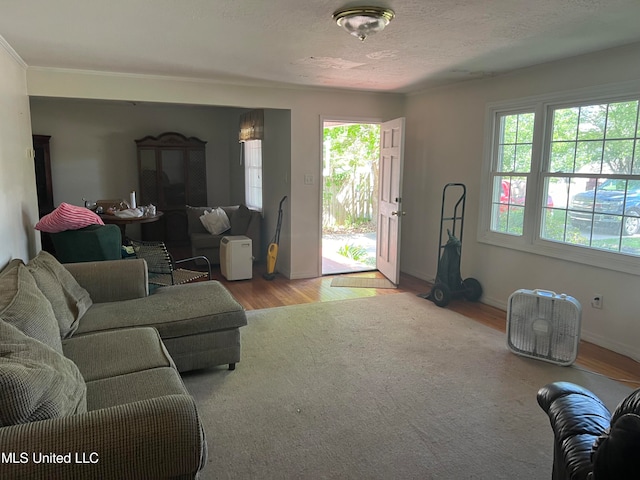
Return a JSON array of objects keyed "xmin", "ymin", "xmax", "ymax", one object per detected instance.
[
  {"xmin": 243, "ymin": 139, "xmax": 262, "ymax": 211},
  {"xmin": 478, "ymin": 80, "xmax": 640, "ymax": 276}
]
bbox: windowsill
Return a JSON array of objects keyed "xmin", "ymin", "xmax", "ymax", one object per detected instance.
[{"xmin": 477, "ymin": 230, "xmax": 640, "ymax": 276}]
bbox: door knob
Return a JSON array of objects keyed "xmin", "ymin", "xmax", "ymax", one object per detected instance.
[{"xmin": 391, "ymin": 211, "xmax": 406, "ymax": 216}]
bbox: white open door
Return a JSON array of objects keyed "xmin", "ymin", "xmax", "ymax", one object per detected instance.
[{"xmin": 376, "ymin": 117, "xmax": 405, "ymax": 285}]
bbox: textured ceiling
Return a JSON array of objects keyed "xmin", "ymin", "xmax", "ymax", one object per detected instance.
[{"xmin": 2, "ymin": 0, "xmax": 640, "ymax": 93}]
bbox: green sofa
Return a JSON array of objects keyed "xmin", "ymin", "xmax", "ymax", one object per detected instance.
[
  {"xmin": 0, "ymin": 251, "xmax": 248, "ymax": 479},
  {"xmin": 49, "ymin": 224, "xmax": 122, "ymax": 263}
]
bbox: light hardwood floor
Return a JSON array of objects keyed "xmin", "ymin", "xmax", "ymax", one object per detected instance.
[{"xmin": 178, "ymin": 254, "xmax": 640, "ymax": 389}]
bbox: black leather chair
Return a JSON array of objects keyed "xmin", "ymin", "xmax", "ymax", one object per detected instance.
[{"xmin": 537, "ymin": 381, "xmax": 640, "ymax": 480}]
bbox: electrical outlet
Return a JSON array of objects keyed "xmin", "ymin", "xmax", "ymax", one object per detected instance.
[
  {"xmin": 304, "ymin": 174, "xmax": 314, "ymax": 185},
  {"xmin": 591, "ymin": 294, "xmax": 603, "ymax": 309}
]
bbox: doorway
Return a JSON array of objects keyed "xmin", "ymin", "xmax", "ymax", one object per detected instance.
[{"xmin": 321, "ymin": 121, "xmax": 380, "ymax": 275}]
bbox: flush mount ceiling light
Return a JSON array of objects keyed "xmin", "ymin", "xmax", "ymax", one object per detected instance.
[{"xmin": 332, "ymin": 6, "xmax": 395, "ymax": 42}]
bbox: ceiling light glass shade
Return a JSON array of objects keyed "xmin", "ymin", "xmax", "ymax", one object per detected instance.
[{"xmin": 333, "ymin": 7, "xmax": 395, "ymax": 41}]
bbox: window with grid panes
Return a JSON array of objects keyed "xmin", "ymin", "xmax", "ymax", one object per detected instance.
[
  {"xmin": 489, "ymin": 112, "xmax": 535, "ymax": 236},
  {"xmin": 480, "ymin": 87, "xmax": 640, "ymax": 274}
]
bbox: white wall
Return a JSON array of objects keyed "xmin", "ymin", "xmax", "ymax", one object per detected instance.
[
  {"xmin": 262, "ymin": 109, "xmax": 292, "ymax": 275},
  {"xmin": 402, "ymin": 42, "xmax": 640, "ymax": 361},
  {"xmin": 26, "ymin": 69, "xmax": 404, "ymax": 279},
  {"xmin": 0, "ymin": 38, "xmax": 37, "ymax": 266}
]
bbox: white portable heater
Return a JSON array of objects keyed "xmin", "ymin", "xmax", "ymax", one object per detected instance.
[
  {"xmin": 506, "ymin": 289, "xmax": 582, "ymax": 366},
  {"xmin": 220, "ymin": 236, "xmax": 253, "ymax": 281}
]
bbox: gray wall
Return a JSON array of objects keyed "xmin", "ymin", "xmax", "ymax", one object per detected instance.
[{"xmin": 29, "ymin": 98, "xmax": 292, "ymax": 264}]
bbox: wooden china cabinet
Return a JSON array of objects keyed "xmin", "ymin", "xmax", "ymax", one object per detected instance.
[
  {"xmin": 135, "ymin": 132, "xmax": 207, "ymax": 245},
  {"xmin": 33, "ymin": 135, "xmax": 55, "ymax": 254}
]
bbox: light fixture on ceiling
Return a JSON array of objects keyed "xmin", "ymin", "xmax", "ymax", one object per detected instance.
[{"xmin": 332, "ymin": 6, "xmax": 395, "ymax": 42}]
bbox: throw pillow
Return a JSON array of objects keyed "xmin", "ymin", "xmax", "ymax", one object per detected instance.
[
  {"xmin": 0, "ymin": 264, "xmax": 63, "ymax": 354},
  {"xmin": 0, "ymin": 319, "xmax": 87, "ymax": 427},
  {"xmin": 26, "ymin": 251, "xmax": 92, "ymax": 339},
  {"xmin": 200, "ymin": 207, "xmax": 231, "ymax": 235},
  {"xmin": 230, "ymin": 204, "xmax": 253, "ymax": 235},
  {"xmin": 35, "ymin": 202, "xmax": 104, "ymax": 233}
]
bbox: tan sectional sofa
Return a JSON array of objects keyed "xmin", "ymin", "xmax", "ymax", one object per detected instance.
[{"xmin": 0, "ymin": 251, "xmax": 248, "ymax": 479}]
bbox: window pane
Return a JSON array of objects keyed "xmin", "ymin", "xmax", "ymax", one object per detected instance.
[
  {"xmin": 621, "ymin": 234, "xmax": 640, "ymax": 255},
  {"xmin": 549, "ymin": 141, "xmax": 576, "ymax": 173},
  {"xmin": 634, "ymin": 143, "xmax": 640, "ymax": 174},
  {"xmin": 552, "ymin": 107, "xmax": 579, "ymax": 141},
  {"xmin": 603, "ymin": 139, "xmax": 634, "ymax": 174},
  {"xmin": 514, "ymin": 144, "xmax": 532, "ymax": 172},
  {"xmin": 490, "ymin": 112, "xmax": 534, "ymax": 237},
  {"xmin": 516, "ymin": 113, "xmax": 535, "ymax": 143},
  {"xmin": 578, "ymin": 104, "xmax": 607, "ymax": 140},
  {"xmin": 244, "ymin": 140, "xmax": 263, "ymax": 210},
  {"xmin": 506, "ymin": 206, "xmax": 524, "ymax": 235},
  {"xmin": 547, "ymin": 177, "xmax": 569, "ymax": 209},
  {"xmin": 501, "ymin": 115, "xmax": 518, "ymax": 144},
  {"xmin": 541, "ymin": 208, "xmax": 566, "ymax": 242},
  {"xmin": 498, "ymin": 144, "xmax": 515, "ymax": 172},
  {"xmin": 540, "ymin": 98, "xmax": 640, "ymax": 257},
  {"xmin": 575, "ymin": 141, "xmax": 603, "ymax": 172},
  {"xmin": 497, "ymin": 112, "xmax": 534, "ymax": 173},
  {"xmin": 606, "ymin": 101, "xmax": 638, "ymax": 139},
  {"xmin": 490, "ymin": 175, "xmax": 527, "ymax": 235}
]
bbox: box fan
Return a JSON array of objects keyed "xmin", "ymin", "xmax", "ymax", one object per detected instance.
[{"xmin": 506, "ymin": 289, "xmax": 582, "ymax": 366}]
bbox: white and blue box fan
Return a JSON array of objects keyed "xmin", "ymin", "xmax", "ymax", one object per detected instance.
[{"xmin": 506, "ymin": 289, "xmax": 582, "ymax": 366}]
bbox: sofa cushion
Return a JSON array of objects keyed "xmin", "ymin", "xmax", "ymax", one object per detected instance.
[
  {"xmin": 200, "ymin": 207, "xmax": 231, "ymax": 235},
  {"xmin": 26, "ymin": 251, "xmax": 93, "ymax": 339},
  {"xmin": 186, "ymin": 205, "xmax": 210, "ymax": 235},
  {"xmin": 35, "ymin": 202, "xmax": 104, "ymax": 233},
  {"xmin": 190, "ymin": 232, "xmax": 224, "ymax": 249},
  {"xmin": 0, "ymin": 260, "xmax": 25, "ymax": 316},
  {"xmin": 63, "ymin": 327, "xmax": 174, "ymax": 382},
  {"xmin": 75, "ymin": 280, "xmax": 247, "ymax": 338},
  {"xmin": 0, "ymin": 319, "xmax": 86, "ymax": 426},
  {"xmin": 230, "ymin": 204, "xmax": 252, "ymax": 235},
  {"xmin": 86, "ymin": 367, "xmax": 187, "ymax": 411},
  {"xmin": 0, "ymin": 263, "xmax": 63, "ymax": 354}
]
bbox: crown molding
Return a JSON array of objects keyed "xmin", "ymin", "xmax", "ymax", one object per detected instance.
[
  {"xmin": 26, "ymin": 65, "xmax": 405, "ymax": 97},
  {"xmin": 0, "ymin": 34, "xmax": 27, "ymax": 69}
]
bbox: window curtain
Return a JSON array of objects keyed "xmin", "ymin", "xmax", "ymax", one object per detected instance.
[{"xmin": 238, "ymin": 109, "xmax": 264, "ymax": 142}]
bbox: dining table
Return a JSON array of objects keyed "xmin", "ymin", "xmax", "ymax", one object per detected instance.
[{"xmin": 99, "ymin": 211, "xmax": 163, "ymax": 242}]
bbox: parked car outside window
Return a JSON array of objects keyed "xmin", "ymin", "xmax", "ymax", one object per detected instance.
[
  {"xmin": 569, "ymin": 179, "xmax": 640, "ymax": 235},
  {"xmin": 499, "ymin": 180, "xmax": 553, "ymax": 212}
]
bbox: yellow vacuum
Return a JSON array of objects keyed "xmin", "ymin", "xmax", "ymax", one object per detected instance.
[{"xmin": 264, "ymin": 196, "xmax": 287, "ymax": 280}]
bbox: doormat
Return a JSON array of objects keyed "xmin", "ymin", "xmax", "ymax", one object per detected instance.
[
  {"xmin": 149, "ymin": 269, "xmax": 208, "ymax": 286},
  {"xmin": 330, "ymin": 276, "xmax": 397, "ymax": 289}
]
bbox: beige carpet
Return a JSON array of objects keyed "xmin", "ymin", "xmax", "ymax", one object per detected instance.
[
  {"xmin": 330, "ymin": 275, "xmax": 397, "ymax": 289},
  {"xmin": 182, "ymin": 293, "xmax": 631, "ymax": 480}
]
